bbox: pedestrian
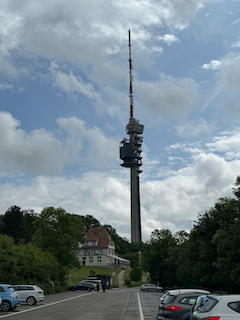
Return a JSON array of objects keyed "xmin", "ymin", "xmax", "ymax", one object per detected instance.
[
  {"xmin": 97, "ymin": 283, "xmax": 100, "ymax": 292},
  {"xmin": 102, "ymin": 282, "xmax": 105, "ymax": 293}
]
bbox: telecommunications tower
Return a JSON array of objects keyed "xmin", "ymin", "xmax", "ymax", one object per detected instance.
[{"xmin": 120, "ymin": 30, "xmax": 144, "ymax": 243}]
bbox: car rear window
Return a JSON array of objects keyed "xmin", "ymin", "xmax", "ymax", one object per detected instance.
[
  {"xmin": 228, "ymin": 301, "xmax": 240, "ymax": 313},
  {"xmin": 8, "ymin": 286, "xmax": 14, "ymax": 292},
  {"xmin": 179, "ymin": 296, "xmax": 198, "ymax": 305},
  {"xmin": 163, "ymin": 295, "xmax": 176, "ymax": 305},
  {"xmin": 198, "ymin": 297, "xmax": 218, "ymax": 313}
]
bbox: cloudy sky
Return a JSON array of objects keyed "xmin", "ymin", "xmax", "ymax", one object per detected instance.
[{"xmin": 1, "ymin": 0, "xmax": 240, "ymax": 242}]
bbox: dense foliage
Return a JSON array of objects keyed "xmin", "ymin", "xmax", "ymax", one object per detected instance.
[
  {"xmin": 32, "ymin": 207, "xmax": 85, "ymax": 268},
  {"xmin": 142, "ymin": 176, "xmax": 240, "ymax": 293},
  {"xmin": 0, "ymin": 206, "xmax": 37, "ymax": 243}
]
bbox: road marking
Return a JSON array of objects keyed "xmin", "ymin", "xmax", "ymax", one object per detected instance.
[
  {"xmin": 137, "ymin": 292, "xmax": 144, "ymax": 320},
  {"xmin": 0, "ymin": 292, "xmax": 96, "ymax": 318}
]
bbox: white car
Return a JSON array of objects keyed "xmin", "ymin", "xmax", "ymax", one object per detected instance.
[
  {"xmin": 12, "ymin": 285, "xmax": 44, "ymax": 306},
  {"xmin": 193, "ymin": 295, "xmax": 240, "ymax": 320}
]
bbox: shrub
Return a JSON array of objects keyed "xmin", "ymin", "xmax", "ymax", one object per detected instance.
[
  {"xmin": 130, "ymin": 266, "xmax": 143, "ymax": 282},
  {"xmin": 125, "ymin": 278, "xmax": 131, "ymax": 287}
]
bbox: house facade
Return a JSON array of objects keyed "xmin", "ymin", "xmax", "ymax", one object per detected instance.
[{"xmin": 78, "ymin": 227, "xmax": 130, "ymax": 268}]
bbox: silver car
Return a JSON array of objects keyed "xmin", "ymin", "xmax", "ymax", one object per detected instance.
[
  {"xmin": 193, "ymin": 295, "xmax": 240, "ymax": 320},
  {"xmin": 12, "ymin": 285, "xmax": 44, "ymax": 306},
  {"xmin": 140, "ymin": 284, "xmax": 163, "ymax": 292}
]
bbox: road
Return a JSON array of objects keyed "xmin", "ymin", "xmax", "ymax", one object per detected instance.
[{"xmin": 0, "ymin": 287, "xmax": 162, "ymax": 320}]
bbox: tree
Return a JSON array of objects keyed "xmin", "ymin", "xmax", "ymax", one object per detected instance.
[
  {"xmin": 32, "ymin": 207, "xmax": 85, "ymax": 268},
  {"xmin": 142, "ymin": 229, "xmax": 176, "ymax": 286},
  {"xmin": 0, "ymin": 206, "xmax": 37, "ymax": 243},
  {"xmin": 80, "ymin": 215, "xmax": 101, "ymax": 231},
  {"xmin": 130, "ymin": 266, "xmax": 143, "ymax": 282},
  {"xmin": 0, "ymin": 234, "xmax": 64, "ymax": 292}
]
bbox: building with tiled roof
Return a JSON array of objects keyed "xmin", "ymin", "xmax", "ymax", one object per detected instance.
[{"xmin": 78, "ymin": 227, "xmax": 130, "ymax": 268}]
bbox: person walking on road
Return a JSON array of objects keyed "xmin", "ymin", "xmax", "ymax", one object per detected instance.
[{"xmin": 102, "ymin": 282, "xmax": 105, "ymax": 293}]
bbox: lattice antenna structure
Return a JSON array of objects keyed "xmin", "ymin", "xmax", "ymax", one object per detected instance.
[{"xmin": 129, "ymin": 30, "xmax": 134, "ymax": 119}]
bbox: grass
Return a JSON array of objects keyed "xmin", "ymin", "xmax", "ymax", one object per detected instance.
[
  {"xmin": 66, "ymin": 266, "xmax": 122, "ymax": 288},
  {"xmin": 124, "ymin": 269, "xmax": 150, "ymax": 287}
]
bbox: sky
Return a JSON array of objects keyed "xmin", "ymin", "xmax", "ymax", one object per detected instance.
[{"xmin": 1, "ymin": 0, "xmax": 240, "ymax": 242}]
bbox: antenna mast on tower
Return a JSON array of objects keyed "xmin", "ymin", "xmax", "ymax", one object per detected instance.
[{"xmin": 129, "ymin": 30, "xmax": 134, "ymax": 119}]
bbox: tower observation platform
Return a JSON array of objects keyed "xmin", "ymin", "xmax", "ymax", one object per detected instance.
[{"xmin": 119, "ymin": 31, "xmax": 144, "ymax": 243}]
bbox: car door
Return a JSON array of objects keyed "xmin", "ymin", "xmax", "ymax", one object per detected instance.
[{"xmin": 18, "ymin": 286, "xmax": 29, "ymax": 302}]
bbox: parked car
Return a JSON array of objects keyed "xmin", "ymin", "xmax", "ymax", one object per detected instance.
[
  {"xmin": 160, "ymin": 289, "xmax": 210, "ymax": 303},
  {"xmin": 0, "ymin": 284, "xmax": 20, "ymax": 311},
  {"xmin": 0, "ymin": 294, "xmax": 2, "ymax": 308},
  {"xmin": 156, "ymin": 291, "xmax": 210, "ymax": 320},
  {"xmin": 192, "ymin": 295, "xmax": 240, "ymax": 320},
  {"xmin": 81, "ymin": 279, "xmax": 102, "ymax": 290},
  {"xmin": 68, "ymin": 282, "xmax": 95, "ymax": 291},
  {"xmin": 12, "ymin": 285, "xmax": 44, "ymax": 306},
  {"xmin": 140, "ymin": 284, "xmax": 163, "ymax": 292}
]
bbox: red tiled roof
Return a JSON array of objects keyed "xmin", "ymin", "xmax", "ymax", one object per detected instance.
[{"xmin": 82, "ymin": 227, "xmax": 113, "ymax": 248}]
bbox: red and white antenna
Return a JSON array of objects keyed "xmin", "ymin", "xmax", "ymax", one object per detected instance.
[{"xmin": 128, "ymin": 30, "xmax": 134, "ymax": 118}]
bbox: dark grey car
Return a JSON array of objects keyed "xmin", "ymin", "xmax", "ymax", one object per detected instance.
[
  {"xmin": 68, "ymin": 282, "xmax": 95, "ymax": 291},
  {"xmin": 156, "ymin": 292, "xmax": 205, "ymax": 320}
]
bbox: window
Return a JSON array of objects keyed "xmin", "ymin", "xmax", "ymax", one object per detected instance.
[
  {"xmin": 179, "ymin": 296, "xmax": 197, "ymax": 305},
  {"xmin": 228, "ymin": 301, "xmax": 240, "ymax": 313},
  {"xmin": 89, "ymin": 257, "xmax": 93, "ymax": 263},
  {"xmin": 0, "ymin": 287, "xmax": 4, "ymax": 292},
  {"xmin": 163, "ymin": 295, "xmax": 176, "ymax": 305},
  {"xmin": 98, "ymin": 256, "xmax": 102, "ymax": 263},
  {"xmin": 198, "ymin": 297, "xmax": 218, "ymax": 313}
]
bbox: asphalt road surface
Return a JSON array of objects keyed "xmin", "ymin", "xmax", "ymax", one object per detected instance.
[{"xmin": 0, "ymin": 287, "xmax": 163, "ymax": 320}]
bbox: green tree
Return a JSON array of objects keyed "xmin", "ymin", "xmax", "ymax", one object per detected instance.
[
  {"xmin": 0, "ymin": 206, "xmax": 37, "ymax": 243},
  {"xmin": 81, "ymin": 215, "xmax": 101, "ymax": 231},
  {"xmin": 0, "ymin": 234, "xmax": 65, "ymax": 291},
  {"xmin": 130, "ymin": 265, "xmax": 143, "ymax": 282},
  {"xmin": 142, "ymin": 229, "xmax": 176, "ymax": 286},
  {"xmin": 32, "ymin": 207, "xmax": 85, "ymax": 268}
]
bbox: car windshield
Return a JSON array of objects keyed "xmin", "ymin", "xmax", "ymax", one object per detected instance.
[{"xmin": 198, "ymin": 297, "xmax": 218, "ymax": 313}]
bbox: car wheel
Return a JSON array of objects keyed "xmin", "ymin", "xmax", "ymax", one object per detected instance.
[
  {"xmin": 71, "ymin": 288, "xmax": 75, "ymax": 291},
  {"xmin": 26, "ymin": 296, "xmax": 36, "ymax": 306},
  {"xmin": 144, "ymin": 289, "xmax": 148, "ymax": 292},
  {"xmin": 87, "ymin": 288, "xmax": 91, "ymax": 291},
  {"xmin": 1, "ymin": 301, "xmax": 11, "ymax": 312}
]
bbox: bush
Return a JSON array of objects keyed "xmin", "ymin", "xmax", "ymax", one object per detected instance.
[
  {"xmin": 130, "ymin": 266, "xmax": 143, "ymax": 282},
  {"xmin": 125, "ymin": 278, "xmax": 131, "ymax": 287}
]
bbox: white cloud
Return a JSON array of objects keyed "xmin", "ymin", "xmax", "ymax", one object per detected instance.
[
  {"xmin": 0, "ymin": 83, "xmax": 13, "ymax": 90},
  {"xmin": 176, "ymin": 118, "xmax": 215, "ymax": 138},
  {"xmin": 231, "ymin": 37, "xmax": 240, "ymax": 48},
  {"xmin": 0, "ymin": 112, "xmax": 118, "ymax": 175},
  {"xmin": 136, "ymin": 73, "xmax": 198, "ymax": 119},
  {"xmin": 202, "ymin": 59, "xmax": 223, "ymax": 70},
  {"xmin": 158, "ymin": 34, "xmax": 180, "ymax": 46},
  {"xmin": 0, "ymin": 0, "xmax": 219, "ymax": 69},
  {"xmin": 51, "ymin": 69, "xmax": 101, "ymax": 100}
]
